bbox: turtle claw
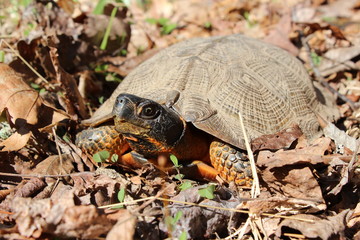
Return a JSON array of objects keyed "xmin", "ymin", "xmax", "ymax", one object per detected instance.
[{"xmin": 130, "ymin": 152, "xmax": 149, "ymax": 165}]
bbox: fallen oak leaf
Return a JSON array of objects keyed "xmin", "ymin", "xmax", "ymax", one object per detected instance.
[
  {"xmin": 257, "ymin": 137, "xmax": 333, "ymax": 169},
  {"xmin": 0, "ymin": 63, "xmax": 69, "ymax": 151},
  {"xmin": 49, "ymin": 44, "xmax": 88, "ymax": 119},
  {"xmin": 8, "ymin": 194, "xmax": 113, "ymax": 238},
  {"xmin": 275, "ymin": 210, "xmax": 352, "ymax": 239},
  {"xmin": 251, "ymin": 124, "xmax": 303, "ymax": 151}
]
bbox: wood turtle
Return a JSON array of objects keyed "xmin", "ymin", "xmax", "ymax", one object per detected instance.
[{"xmin": 76, "ymin": 34, "xmax": 336, "ymax": 185}]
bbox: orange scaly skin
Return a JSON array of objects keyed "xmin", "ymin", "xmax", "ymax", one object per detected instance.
[{"xmin": 77, "ymin": 125, "xmax": 253, "ymax": 185}]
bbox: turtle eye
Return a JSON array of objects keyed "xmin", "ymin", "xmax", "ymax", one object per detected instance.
[{"xmin": 139, "ymin": 104, "xmax": 159, "ymax": 119}]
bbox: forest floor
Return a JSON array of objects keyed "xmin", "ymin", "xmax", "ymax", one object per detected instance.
[{"xmin": 0, "ymin": 0, "xmax": 359, "ymax": 239}]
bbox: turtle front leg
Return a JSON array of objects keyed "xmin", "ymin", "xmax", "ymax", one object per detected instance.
[
  {"xmin": 210, "ymin": 140, "xmax": 253, "ymax": 186},
  {"xmin": 76, "ymin": 126, "xmax": 129, "ymax": 157}
]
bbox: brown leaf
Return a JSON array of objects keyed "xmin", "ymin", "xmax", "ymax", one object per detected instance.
[
  {"xmin": 69, "ymin": 172, "xmax": 122, "ymax": 206},
  {"xmin": 14, "ymin": 178, "xmax": 47, "ymax": 198},
  {"xmin": 106, "ymin": 210, "xmax": 136, "ymax": 240},
  {"xmin": 240, "ymin": 197, "xmax": 326, "ymax": 216},
  {"xmin": 49, "ymin": 46, "xmax": 88, "ymax": 119},
  {"xmin": 103, "ymin": 48, "xmax": 161, "ymax": 77},
  {"xmin": 264, "ymin": 13, "xmax": 300, "ymax": 56},
  {"xmin": 275, "ymin": 210, "xmax": 352, "ymax": 239},
  {"xmin": 10, "ymin": 193, "xmax": 112, "ymax": 238},
  {"xmin": 0, "ymin": 63, "xmax": 69, "ymax": 151},
  {"xmin": 262, "ymin": 166, "xmax": 325, "ymax": 204},
  {"xmin": 318, "ymin": 45, "xmax": 360, "ymax": 76},
  {"xmin": 251, "ymin": 124, "xmax": 303, "ymax": 151},
  {"xmin": 257, "ymin": 137, "xmax": 332, "ymax": 168}
]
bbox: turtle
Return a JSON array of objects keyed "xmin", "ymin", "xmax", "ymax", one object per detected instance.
[{"xmin": 76, "ymin": 34, "xmax": 336, "ymax": 185}]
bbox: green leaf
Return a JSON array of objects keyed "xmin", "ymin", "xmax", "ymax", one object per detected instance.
[
  {"xmin": 174, "ymin": 173, "xmax": 185, "ymax": 181},
  {"xmin": 310, "ymin": 52, "xmax": 322, "ymax": 66},
  {"xmin": 99, "ymin": 96, "xmax": 105, "ymax": 104},
  {"xmin": 170, "ymin": 154, "xmax": 179, "ymax": 167},
  {"xmin": 93, "ymin": 150, "xmax": 110, "ymax": 163},
  {"xmin": 145, "ymin": 18, "xmax": 158, "ymax": 25},
  {"xmin": 179, "ymin": 181, "xmax": 192, "ymax": 191},
  {"xmin": 198, "ymin": 184, "xmax": 216, "ymax": 200},
  {"xmin": 30, "ymin": 83, "xmax": 40, "ymax": 90},
  {"xmin": 161, "ymin": 23, "xmax": 177, "ymax": 35},
  {"xmin": 117, "ymin": 187, "xmax": 126, "ymax": 208},
  {"xmin": 111, "ymin": 153, "xmax": 119, "ymax": 163},
  {"xmin": 94, "ymin": 64, "xmax": 109, "ymax": 72},
  {"xmin": 204, "ymin": 22, "xmax": 212, "ymax": 29},
  {"xmin": 93, "ymin": 0, "xmax": 107, "ymax": 14},
  {"xmin": 172, "ymin": 211, "xmax": 183, "ymax": 224},
  {"xmin": 164, "ymin": 215, "xmax": 173, "ymax": 230},
  {"xmin": 0, "ymin": 50, "xmax": 4, "ymax": 63},
  {"xmin": 178, "ymin": 231, "xmax": 187, "ymax": 240},
  {"xmin": 157, "ymin": 17, "xmax": 169, "ymax": 26},
  {"xmin": 100, "ymin": 7, "xmax": 118, "ymax": 50}
]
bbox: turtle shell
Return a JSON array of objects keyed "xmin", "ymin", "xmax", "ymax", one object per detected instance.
[{"xmin": 87, "ymin": 34, "xmax": 333, "ymax": 149}]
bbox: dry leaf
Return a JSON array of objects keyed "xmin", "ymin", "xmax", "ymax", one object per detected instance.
[
  {"xmin": 0, "ymin": 63, "xmax": 68, "ymax": 151},
  {"xmin": 49, "ymin": 46, "xmax": 88, "ymax": 119},
  {"xmin": 264, "ymin": 13, "xmax": 300, "ymax": 55},
  {"xmin": 275, "ymin": 210, "xmax": 352, "ymax": 239},
  {"xmin": 106, "ymin": 210, "xmax": 136, "ymax": 240},
  {"xmin": 251, "ymin": 124, "xmax": 303, "ymax": 151},
  {"xmin": 319, "ymin": 45, "xmax": 360, "ymax": 76},
  {"xmin": 10, "ymin": 193, "xmax": 112, "ymax": 238}
]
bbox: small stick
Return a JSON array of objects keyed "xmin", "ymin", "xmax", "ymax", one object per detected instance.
[
  {"xmin": 0, "ymin": 39, "xmax": 51, "ymax": 86},
  {"xmin": 238, "ymin": 112, "xmax": 260, "ymax": 198},
  {"xmin": 99, "ymin": 196, "xmax": 315, "ymax": 223}
]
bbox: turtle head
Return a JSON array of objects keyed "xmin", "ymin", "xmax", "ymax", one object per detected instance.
[{"xmin": 112, "ymin": 93, "xmax": 185, "ymax": 156}]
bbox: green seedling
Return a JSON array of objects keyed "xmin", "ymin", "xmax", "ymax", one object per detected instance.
[
  {"xmin": 170, "ymin": 154, "xmax": 184, "ymax": 180},
  {"xmin": 179, "ymin": 181, "xmax": 192, "ymax": 191},
  {"xmin": 244, "ymin": 11, "xmax": 257, "ymax": 28},
  {"xmin": 100, "ymin": 6, "xmax": 118, "ymax": 50},
  {"xmin": 198, "ymin": 184, "xmax": 215, "ymax": 200},
  {"xmin": 310, "ymin": 52, "xmax": 322, "ymax": 66},
  {"xmin": 93, "ymin": 0, "xmax": 107, "ymax": 15},
  {"xmin": 203, "ymin": 21, "xmax": 212, "ymax": 30},
  {"xmin": 111, "ymin": 153, "xmax": 119, "ymax": 163},
  {"xmin": 0, "ymin": 50, "xmax": 5, "ymax": 62},
  {"xmin": 30, "ymin": 83, "xmax": 46, "ymax": 94},
  {"xmin": 146, "ymin": 17, "xmax": 177, "ymax": 35},
  {"xmin": 165, "ymin": 210, "xmax": 183, "ymax": 232},
  {"xmin": 93, "ymin": 150, "xmax": 110, "ymax": 163}
]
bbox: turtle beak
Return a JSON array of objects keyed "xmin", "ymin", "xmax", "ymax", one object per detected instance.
[{"xmin": 112, "ymin": 94, "xmax": 136, "ymax": 121}]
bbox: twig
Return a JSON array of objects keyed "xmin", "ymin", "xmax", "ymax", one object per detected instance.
[
  {"xmin": 0, "ymin": 171, "xmax": 95, "ymax": 179},
  {"xmin": 238, "ymin": 112, "xmax": 260, "ymax": 198},
  {"xmin": 301, "ymin": 34, "xmax": 358, "ymax": 110},
  {"xmin": 0, "ymin": 39, "xmax": 51, "ymax": 86},
  {"xmin": 98, "ymin": 196, "xmax": 315, "ymax": 223}
]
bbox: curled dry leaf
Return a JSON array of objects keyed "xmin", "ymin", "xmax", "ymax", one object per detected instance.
[
  {"xmin": 9, "ymin": 193, "xmax": 112, "ymax": 238},
  {"xmin": 251, "ymin": 124, "xmax": 303, "ymax": 151},
  {"xmin": 264, "ymin": 12, "xmax": 299, "ymax": 56},
  {"xmin": 240, "ymin": 197, "xmax": 326, "ymax": 216},
  {"xmin": 106, "ymin": 210, "xmax": 136, "ymax": 240},
  {"xmin": 275, "ymin": 210, "xmax": 352, "ymax": 239},
  {"xmin": 318, "ymin": 45, "xmax": 360, "ymax": 76},
  {"xmin": 0, "ymin": 63, "xmax": 68, "ymax": 151},
  {"xmin": 257, "ymin": 138, "xmax": 333, "ymax": 203},
  {"xmin": 49, "ymin": 46, "xmax": 88, "ymax": 119}
]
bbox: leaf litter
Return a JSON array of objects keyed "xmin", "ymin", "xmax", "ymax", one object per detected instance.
[{"xmin": 0, "ymin": 0, "xmax": 359, "ymax": 239}]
